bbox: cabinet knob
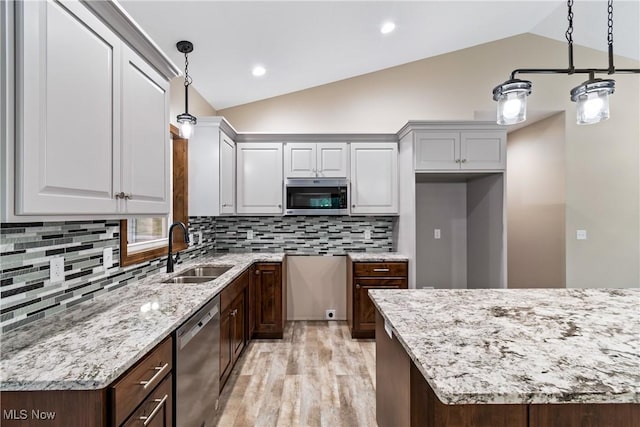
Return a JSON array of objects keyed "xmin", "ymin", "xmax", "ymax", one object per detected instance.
[
  {"xmin": 255, "ymin": 270, "xmax": 260, "ymax": 275},
  {"xmin": 115, "ymin": 191, "xmax": 125, "ymax": 199},
  {"xmin": 352, "ymin": 204, "xmax": 356, "ymax": 208},
  {"xmin": 222, "ymin": 203, "xmax": 228, "ymax": 207},
  {"xmin": 278, "ymin": 204, "xmax": 282, "ymax": 208},
  {"xmin": 461, "ymin": 159, "xmax": 467, "ymax": 163},
  {"xmin": 124, "ymin": 193, "xmax": 133, "ymax": 200},
  {"xmin": 356, "ymin": 284, "xmax": 361, "ymax": 289}
]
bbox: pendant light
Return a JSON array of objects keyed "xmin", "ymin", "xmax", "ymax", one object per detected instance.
[
  {"xmin": 492, "ymin": 0, "xmax": 639, "ymax": 126},
  {"xmin": 176, "ymin": 40, "xmax": 197, "ymax": 139}
]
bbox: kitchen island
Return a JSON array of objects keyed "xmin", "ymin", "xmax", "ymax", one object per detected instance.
[{"xmin": 370, "ymin": 288, "xmax": 640, "ymax": 427}]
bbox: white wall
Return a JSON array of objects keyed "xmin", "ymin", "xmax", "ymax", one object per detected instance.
[{"xmin": 219, "ymin": 34, "xmax": 640, "ymax": 288}]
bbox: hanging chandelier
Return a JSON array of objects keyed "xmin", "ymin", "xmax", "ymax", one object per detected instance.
[
  {"xmin": 176, "ymin": 40, "xmax": 197, "ymax": 138},
  {"xmin": 492, "ymin": 0, "xmax": 639, "ymax": 126}
]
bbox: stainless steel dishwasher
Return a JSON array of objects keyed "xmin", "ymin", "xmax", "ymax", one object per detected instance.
[{"xmin": 175, "ymin": 295, "xmax": 220, "ymax": 427}]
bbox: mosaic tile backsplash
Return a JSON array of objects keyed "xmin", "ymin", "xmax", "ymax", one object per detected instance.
[
  {"xmin": 213, "ymin": 216, "xmax": 394, "ymax": 254},
  {"xmin": 0, "ymin": 217, "xmax": 215, "ymax": 333},
  {"xmin": 0, "ymin": 215, "xmax": 394, "ymax": 332}
]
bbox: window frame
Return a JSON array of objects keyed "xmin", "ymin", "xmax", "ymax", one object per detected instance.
[{"xmin": 119, "ymin": 124, "xmax": 188, "ymax": 267}]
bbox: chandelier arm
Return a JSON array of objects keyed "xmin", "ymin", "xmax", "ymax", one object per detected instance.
[{"xmin": 510, "ymin": 68, "xmax": 640, "ymax": 79}]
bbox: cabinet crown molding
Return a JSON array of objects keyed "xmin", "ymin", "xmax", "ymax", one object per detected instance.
[{"xmin": 80, "ymin": 0, "xmax": 180, "ymax": 80}]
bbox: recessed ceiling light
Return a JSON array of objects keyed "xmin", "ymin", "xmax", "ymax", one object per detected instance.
[
  {"xmin": 252, "ymin": 65, "xmax": 266, "ymax": 77},
  {"xmin": 380, "ymin": 21, "xmax": 396, "ymax": 35}
]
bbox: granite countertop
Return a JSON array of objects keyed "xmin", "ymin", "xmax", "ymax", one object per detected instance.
[
  {"xmin": 369, "ymin": 288, "xmax": 640, "ymax": 405},
  {"xmin": 347, "ymin": 252, "xmax": 409, "ymax": 262},
  {"xmin": 0, "ymin": 253, "xmax": 283, "ymax": 391}
]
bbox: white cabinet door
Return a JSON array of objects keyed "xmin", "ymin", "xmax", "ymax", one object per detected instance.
[
  {"xmin": 317, "ymin": 143, "xmax": 348, "ymax": 177},
  {"xmin": 219, "ymin": 132, "xmax": 236, "ymax": 214},
  {"xmin": 16, "ymin": 0, "xmax": 121, "ymax": 214},
  {"xmin": 120, "ymin": 45, "xmax": 169, "ymax": 215},
  {"xmin": 284, "ymin": 143, "xmax": 316, "ymax": 178},
  {"xmin": 350, "ymin": 143, "xmax": 398, "ymax": 215},
  {"xmin": 414, "ymin": 132, "xmax": 460, "ymax": 170},
  {"xmin": 236, "ymin": 143, "xmax": 283, "ymax": 214},
  {"xmin": 460, "ymin": 131, "xmax": 506, "ymax": 170}
]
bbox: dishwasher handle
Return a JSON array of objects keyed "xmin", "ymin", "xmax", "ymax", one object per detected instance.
[{"xmin": 179, "ymin": 304, "xmax": 219, "ymax": 350}]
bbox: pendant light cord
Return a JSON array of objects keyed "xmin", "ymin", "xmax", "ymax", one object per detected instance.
[
  {"xmin": 565, "ymin": 0, "xmax": 575, "ymax": 72},
  {"xmin": 607, "ymin": 0, "xmax": 615, "ymax": 73},
  {"xmin": 183, "ymin": 51, "xmax": 192, "ymax": 115}
]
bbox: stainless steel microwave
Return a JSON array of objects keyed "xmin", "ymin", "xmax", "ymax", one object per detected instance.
[{"xmin": 285, "ymin": 178, "xmax": 349, "ymax": 215}]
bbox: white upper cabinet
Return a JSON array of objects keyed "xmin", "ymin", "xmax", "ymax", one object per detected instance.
[
  {"xmin": 350, "ymin": 143, "xmax": 398, "ymax": 215},
  {"xmin": 284, "ymin": 142, "xmax": 347, "ymax": 178},
  {"xmin": 236, "ymin": 143, "xmax": 283, "ymax": 214},
  {"xmin": 16, "ymin": 0, "xmax": 121, "ymax": 215},
  {"xmin": 219, "ymin": 132, "xmax": 236, "ymax": 214},
  {"xmin": 121, "ymin": 45, "xmax": 169, "ymax": 215},
  {"xmin": 415, "ymin": 130, "xmax": 506, "ymax": 171},
  {"xmin": 9, "ymin": 0, "xmax": 174, "ymax": 219},
  {"xmin": 188, "ymin": 118, "xmax": 236, "ymax": 216}
]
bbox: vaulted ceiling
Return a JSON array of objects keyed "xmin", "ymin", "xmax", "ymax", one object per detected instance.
[{"xmin": 119, "ymin": 1, "xmax": 640, "ymax": 110}]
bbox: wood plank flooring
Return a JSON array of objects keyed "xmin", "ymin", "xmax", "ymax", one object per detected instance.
[{"xmin": 214, "ymin": 321, "xmax": 378, "ymax": 427}]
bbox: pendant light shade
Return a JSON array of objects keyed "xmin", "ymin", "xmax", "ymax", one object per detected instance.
[
  {"xmin": 176, "ymin": 40, "xmax": 197, "ymax": 139},
  {"xmin": 490, "ymin": 0, "xmax": 638, "ymax": 126},
  {"xmin": 570, "ymin": 78, "xmax": 615, "ymax": 125},
  {"xmin": 493, "ymin": 79, "xmax": 532, "ymax": 125}
]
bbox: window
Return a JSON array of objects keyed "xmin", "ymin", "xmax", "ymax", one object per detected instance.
[{"xmin": 119, "ymin": 125, "xmax": 188, "ymax": 267}]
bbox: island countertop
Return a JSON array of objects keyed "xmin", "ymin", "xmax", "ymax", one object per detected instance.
[
  {"xmin": 369, "ymin": 288, "xmax": 640, "ymax": 405},
  {"xmin": 0, "ymin": 253, "xmax": 284, "ymax": 392}
]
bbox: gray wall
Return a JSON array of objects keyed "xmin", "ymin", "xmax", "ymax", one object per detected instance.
[{"xmin": 415, "ymin": 182, "xmax": 467, "ymax": 289}]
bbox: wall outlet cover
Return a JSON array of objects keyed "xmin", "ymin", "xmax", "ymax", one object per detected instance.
[
  {"xmin": 434, "ymin": 228, "xmax": 441, "ymax": 239},
  {"xmin": 325, "ymin": 309, "xmax": 336, "ymax": 320},
  {"xmin": 576, "ymin": 229, "xmax": 587, "ymax": 240},
  {"xmin": 50, "ymin": 257, "xmax": 64, "ymax": 283},
  {"xmin": 364, "ymin": 229, "xmax": 372, "ymax": 240},
  {"xmin": 103, "ymin": 248, "xmax": 113, "ymax": 269},
  {"xmin": 247, "ymin": 230, "xmax": 254, "ymax": 240},
  {"xmin": 197, "ymin": 231, "xmax": 203, "ymax": 245}
]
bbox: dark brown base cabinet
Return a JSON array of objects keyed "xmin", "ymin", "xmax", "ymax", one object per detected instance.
[
  {"xmin": 375, "ymin": 311, "xmax": 640, "ymax": 427},
  {"xmin": 347, "ymin": 259, "xmax": 408, "ymax": 338},
  {"xmin": 252, "ymin": 262, "xmax": 286, "ymax": 339},
  {"xmin": 1, "ymin": 337, "xmax": 173, "ymax": 427},
  {"xmin": 220, "ymin": 262, "xmax": 286, "ymax": 391}
]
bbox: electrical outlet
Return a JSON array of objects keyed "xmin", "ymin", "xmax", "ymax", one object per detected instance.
[
  {"xmin": 197, "ymin": 231, "xmax": 203, "ymax": 245},
  {"xmin": 364, "ymin": 229, "xmax": 372, "ymax": 240},
  {"xmin": 103, "ymin": 248, "xmax": 113, "ymax": 269},
  {"xmin": 50, "ymin": 257, "xmax": 64, "ymax": 283},
  {"xmin": 325, "ymin": 309, "xmax": 336, "ymax": 320},
  {"xmin": 247, "ymin": 230, "xmax": 254, "ymax": 240},
  {"xmin": 434, "ymin": 228, "xmax": 441, "ymax": 239},
  {"xmin": 188, "ymin": 233, "xmax": 194, "ymax": 247},
  {"xmin": 576, "ymin": 229, "xmax": 587, "ymax": 240}
]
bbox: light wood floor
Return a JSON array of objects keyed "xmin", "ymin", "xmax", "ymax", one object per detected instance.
[{"xmin": 214, "ymin": 321, "xmax": 378, "ymax": 427}]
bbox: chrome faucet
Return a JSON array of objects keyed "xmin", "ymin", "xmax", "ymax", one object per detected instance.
[{"xmin": 167, "ymin": 221, "xmax": 190, "ymax": 273}]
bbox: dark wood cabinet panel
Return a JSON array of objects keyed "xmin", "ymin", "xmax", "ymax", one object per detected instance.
[
  {"xmin": 248, "ymin": 266, "xmax": 256, "ymax": 339},
  {"xmin": 348, "ymin": 259, "xmax": 408, "ymax": 338},
  {"xmin": 253, "ymin": 263, "xmax": 284, "ymax": 339},
  {"xmin": 231, "ymin": 292, "xmax": 245, "ymax": 362},
  {"xmin": 219, "ymin": 305, "xmax": 233, "ymax": 389},
  {"xmin": 122, "ymin": 374, "xmax": 172, "ymax": 427},
  {"xmin": 111, "ymin": 338, "xmax": 172, "ymax": 427},
  {"xmin": 529, "ymin": 403, "xmax": 640, "ymax": 427},
  {"xmin": 354, "ymin": 279, "xmax": 405, "ymax": 333}
]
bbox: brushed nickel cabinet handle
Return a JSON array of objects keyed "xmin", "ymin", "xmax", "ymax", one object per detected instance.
[
  {"xmin": 461, "ymin": 159, "xmax": 467, "ymax": 163},
  {"xmin": 115, "ymin": 192, "xmax": 125, "ymax": 199},
  {"xmin": 373, "ymin": 268, "xmax": 390, "ymax": 272},
  {"xmin": 124, "ymin": 193, "xmax": 133, "ymax": 200},
  {"xmin": 140, "ymin": 394, "xmax": 168, "ymax": 426},
  {"xmin": 139, "ymin": 363, "xmax": 169, "ymax": 389}
]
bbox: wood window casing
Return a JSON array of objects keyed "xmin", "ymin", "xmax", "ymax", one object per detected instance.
[{"xmin": 119, "ymin": 124, "xmax": 188, "ymax": 267}]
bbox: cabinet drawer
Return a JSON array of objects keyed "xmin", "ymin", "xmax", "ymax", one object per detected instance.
[
  {"xmin": 221, "ymin": 270, "xmax": 249, "ymax": 313},
  {"xmin": 354, "ymin": 262, "xmax": 407, "ymax": 277},
  {"xmin": 122, "ymin": 374, "xmax": 172, "ymax": 427},
  {"xmin": 112, "ymin": 337, "xmax": 173, "ymax": 427},
  {"xmin": 354, "ymin": 278, "xmax": 408, "ymax": 289}
]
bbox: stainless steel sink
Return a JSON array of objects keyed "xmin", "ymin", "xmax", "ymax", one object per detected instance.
[
  {"xmin": 163, "ymin": 276, "xmax": 214, "ymax": 284},
  {"xmin": 162, "ymin": 265, "xmax": 232, "ymax": 284},
  {"xmin": 179, "ymin": 266, "xmax": 232, "ymax": 277}
]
